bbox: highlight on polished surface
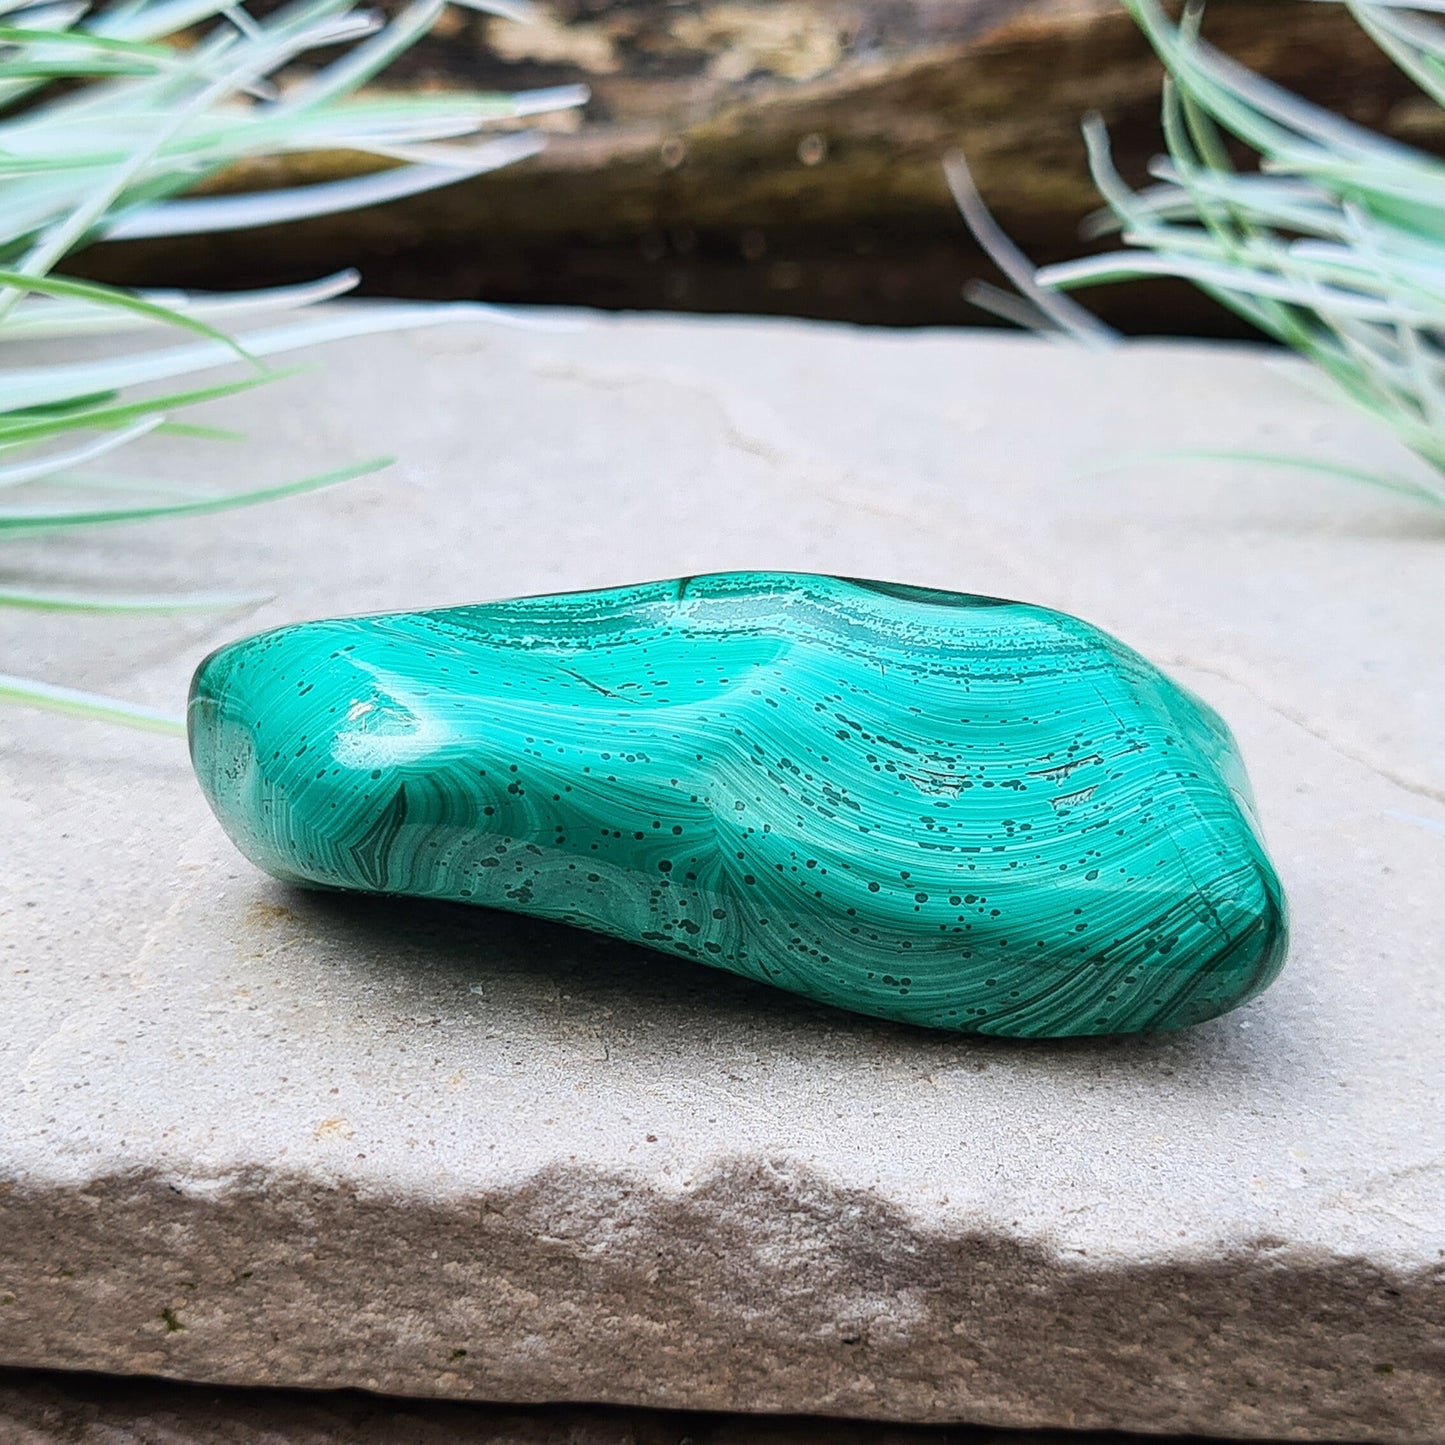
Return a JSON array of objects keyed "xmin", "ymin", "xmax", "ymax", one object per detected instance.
[{"xmin": 188, "ymin": 572, "xmax": 1287, "ymax": 1037}]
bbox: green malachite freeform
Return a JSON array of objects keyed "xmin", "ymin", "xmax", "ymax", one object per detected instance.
[{"xmin": 188, "ymin": 572, "xmax": 1287, "ymax": 1037}]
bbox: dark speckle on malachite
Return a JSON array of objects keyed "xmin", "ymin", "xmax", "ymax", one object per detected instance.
[{"xmin": 188, "ymin": 571, "xmax": 1287, "ymax": 1036}]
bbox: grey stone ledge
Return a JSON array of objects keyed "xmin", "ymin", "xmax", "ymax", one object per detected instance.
[{"xmin": 1, "ymin": 311, "xmax": 1441, "ymax": 1441}]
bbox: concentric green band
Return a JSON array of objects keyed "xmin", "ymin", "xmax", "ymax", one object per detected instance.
[{"xmin": 189, "ymin": 572, "xmax": 1287, "ymax": 1036}]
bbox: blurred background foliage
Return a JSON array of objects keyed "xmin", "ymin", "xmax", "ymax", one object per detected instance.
[
  {"xmin": 75, "ymin": 0, "xmax": 1445, "ymax": 335},
  {"xmin": 0, "ymin": 0, "xmax": 583, "ymax": 726},
  {"xmin": 5, "ymin": 0, "xmax": 1440, "ymax": 728}
]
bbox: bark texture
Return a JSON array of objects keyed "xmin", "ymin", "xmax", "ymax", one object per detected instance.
[{"xmin": 78, "ymin": 0, "xmax": 1445, "ymax": 331}]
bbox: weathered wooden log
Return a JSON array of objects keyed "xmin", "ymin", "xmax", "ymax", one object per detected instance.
[{"xmin": 79, "ymin": 0, "xmax": 1445, "ymax": 331}]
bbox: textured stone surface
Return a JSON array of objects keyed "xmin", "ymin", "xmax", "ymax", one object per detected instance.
[{"xmin": 1, "ymin": 312, "xmax": 1442, "ymax": 1440}]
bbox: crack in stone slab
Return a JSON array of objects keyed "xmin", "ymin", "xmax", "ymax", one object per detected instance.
[{"xmin": 1166, "ymin": 657, "xmax": 1445, "ymax": 808}]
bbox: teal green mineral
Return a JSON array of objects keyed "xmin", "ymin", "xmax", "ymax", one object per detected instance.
[{"xmin": 188, "ymin": 572, "xmax": 1287, "ymax": 1036}]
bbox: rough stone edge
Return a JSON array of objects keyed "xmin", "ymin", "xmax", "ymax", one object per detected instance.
[
  {"xmin": 2, "ymin": 1161, "xmax": 1439, "ymax": 1442},
  {"xmin": 0, "ymin": 1365, "xmax": 1167, "ymax": 1445}
]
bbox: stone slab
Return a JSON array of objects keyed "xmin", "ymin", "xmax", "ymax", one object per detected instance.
[{"xmin": 1, "ymin": 311, "xmax": 1442, "ymax": 1441}]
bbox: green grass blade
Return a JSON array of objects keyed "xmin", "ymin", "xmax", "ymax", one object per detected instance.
[
  {"xmin": 0, "ymin": 669, "xmax": 185, "ymax": 734},
  {"xmin": 0, "ymin": 370, "xmax": 290, "ymax": 444},
  {"xmin": 0, "ymin": 455, "xmax": 389, "ymax": 533},
  {"xmin": 0, "ymin": 268, "xmax": 258, "ymax": 361},
  {"xmin": 0, "ymin": 270, "xmax": 360, "ymax": 340},
  {"xmin": 1083, "ymin": 445, "xmax": 1444, "ymax": 503},
  {"xmin": 105, "ymin": 133, "xmax": 544, "ymax": 239},
  {"xmin": 0, "ymin": 413, "xmax": 163, "ymax": 488},
  {"xmin": 0, "ymin": 583, "xmax": 266, "ymax": 609}
]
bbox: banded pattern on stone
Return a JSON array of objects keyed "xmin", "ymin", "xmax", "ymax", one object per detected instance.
[{"xmin": 188, "ymin": 572, "xmax": 1287, "ymax": 1036}]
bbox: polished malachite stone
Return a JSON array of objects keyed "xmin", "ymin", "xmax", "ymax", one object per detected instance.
[{"xmin": 188, "ymin": 572, "xmax": 1287, "ymax": 1037}]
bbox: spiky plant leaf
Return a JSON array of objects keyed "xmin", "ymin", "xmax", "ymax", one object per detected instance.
[
  {"xmin": 1033, "ymin": 0, "xmax": 1445, "ymax": 499},
  {"xmin": 0, "ymin": 0, "xmax": 586, "ymax": 729}
]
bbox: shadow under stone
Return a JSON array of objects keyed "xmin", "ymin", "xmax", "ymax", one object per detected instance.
[{"xmin": 273, "ymin": 881, "xmax": 1289, "ymax": 1096}]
